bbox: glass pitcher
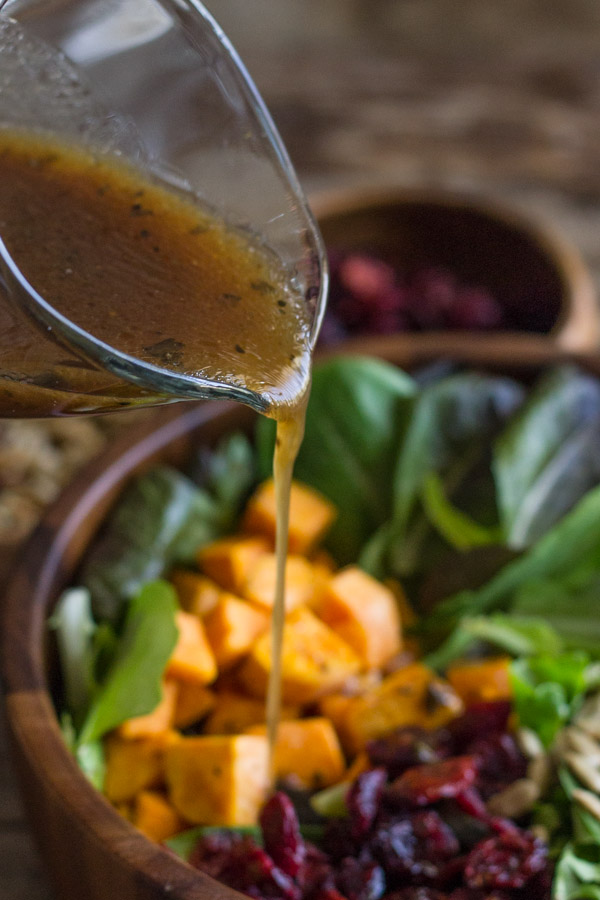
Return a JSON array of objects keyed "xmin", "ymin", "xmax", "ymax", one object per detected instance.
[{"xmin": 0, "ymin": 0, "xmax": 327, "ymax": 417}]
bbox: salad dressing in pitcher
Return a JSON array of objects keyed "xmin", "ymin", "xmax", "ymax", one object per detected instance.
[
  {"xmin": 0, "ymin": 128, "xmax": 317, "ymax": 781},
  {"xmin": 0, "ymin": 129, "xmax": 313, "ymax": 415}
]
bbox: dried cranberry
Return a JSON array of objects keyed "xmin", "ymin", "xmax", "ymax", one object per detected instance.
[
  {"xmin": 447, "ymin": 703, "xmax": 511, "ymax": 753},
  {"xmin": 321, "ymin": 250, "xmax": 507, "ymax": 345},
  {"xmin": 311, "ymin": 890, "xmax": 348, "ymax": 900},
  {"xmin": 464, "ymin": 831, "xmax": 548, "ymax": 891},
  {"xmin": 383, "ymin": 888, "xmax": 449, "ymax": 900},
  {"xmin": 487, "ymin": 816, "xmax": 521, "ymax": 837},
  {"xmin": 260, "ymin": 792, "xmax": 306, "ymax": 879},
  {"xmin": 449, "ymin": 891, "xmax": 511, "ymax": 900},
  {"xmin": 407, "ymin": 268, "xmax": 457, "ymax": 329},
  {"xmin": 301, "ymin": 843, "xmax": 337, "ymax": 896},
  {"xmin": 525, "ymin": 866, "xmax": 554, "ymax": 900},
  {"xmin": 369, "ymin": 810, "xmax": 459, "ymax": 885},
  {"xmin": 336, "ymin": 293, "xmax": 367, "ymax": 328},
  {"xmin": 195, "ymin": 836, "xmax": 293, "ymax": 897},
  {"xmin": 468, "ymin": 733, "xmax": 527, "ymax": 797},
  {"xmin": 453, "ymin": 788, "xmax": 489, "ymax": 822},
  {"xmin": 322, "ymin": 817, "xmax": 358, "ymax": 862},
  {"xmin": 445, "ymin": 288, "xmax": 503, "ymax": 330},
  {"xmin": 188, "ymin": 828, "xmax": 245, "ymax": 878},
  {"xmin": 367, "ymin": 729, "xmax": 441, "ymax": 779},
  {"xmin": 368, "ymin": 304, "xmax": 411, "ymax": 334},
  {"xmin": 335, "ymin": 857, "xmax": 386, "ymax": 900},
  {"xmin": 338, "ymin": 255, "xmax": 396, "ymax": 300},
  {"xmin": 388, "ymin": 757, "xmax": 478, "ymax": 807},
  {"xmin": 412, "ymin": 810, "xmax": 460, "ymax": 862},
  {"xmin": 347, "ymin": 769, "xmax": 387, "ymax": 838}
]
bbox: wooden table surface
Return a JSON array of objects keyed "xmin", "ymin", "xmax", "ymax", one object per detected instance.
[{"xmin": 3, "ymin": 0, "xmax": 600, "ymax": 896}]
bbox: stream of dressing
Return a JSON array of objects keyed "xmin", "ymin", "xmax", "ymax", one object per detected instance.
[{"xmin": 265, "ymin": 405, "xmax": 308, "ymax": 781}]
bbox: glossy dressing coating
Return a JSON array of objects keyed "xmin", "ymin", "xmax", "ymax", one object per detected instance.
[{"xmin": 0, "ymin": 130, "xmax": 313, "ymax": 415}]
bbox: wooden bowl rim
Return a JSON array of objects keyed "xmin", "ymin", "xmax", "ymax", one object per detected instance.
[
  {"xmin": 310, "ymin": 184, "xmax": 600, "ymax": 352},
  {"xmin": 2, "ymin": 332, "xmax": 597, "ymax": 899}
]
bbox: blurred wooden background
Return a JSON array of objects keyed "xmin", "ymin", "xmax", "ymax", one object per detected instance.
[{"xmin": 4, "ymin": 0, "xmax": 600, "ymax": 896}]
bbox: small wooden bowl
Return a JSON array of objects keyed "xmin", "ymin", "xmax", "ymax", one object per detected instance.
[
  {"xmin": 312, "ymin": 187, "xmax": 600, "ymax": 351},
  {"xmin": 1, "ymin": 334, "xmax": 597, "ymax": 900}
]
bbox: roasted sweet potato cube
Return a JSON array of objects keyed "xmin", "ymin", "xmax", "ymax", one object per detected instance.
[
  {"xmin": 203, "ymin": 691, "xmax": 300, "ymax": 735},
  {"xmin": 239, "ymin": 606, "xmax": 361, "ymax": 705},
  {"xmin": 118, "ymin": 679, "xmax": 178, "ymax": 739},
  {"xmin": 104, "ymin": 731, "xmax": 178, "ymax": 803},
  {"xmin": 242, "ymin": 479, "xmax": 336, "ymax": 554},
  {"xmin": 172, "ymin": 681, "xmax": 216, "ymax": 730},
  {"xmin": 339, "ymin": 663, "xmax": 463, "ymax": 754},
  {"xmin": 170, "ymin": 569, "xmax": 221, "ymax": 618},
  {"xmin": 446, "ymin": 657, "xmax": 511, "ymax": 706},
  {"xmin": 241, "ymin": 552, "xmax": 328, "ymax": 613},
  {"xmin": 133, "ymin": 790, "xmax": 186, "ymax": 843},
  {"xmin": 317, "ymin": 692, "xmax": 354, "ymax": 734},
  {"xmin": 203, "ymin": 592, "xmax": 269, "ymax": 669},
  {"xmin": 319, "ymin": 566, "xmax": 402, "ymax": 668},
  {"xmin": 246, "ymin": 717, "xmax": 345, "ymax": 789},
  {"xmin": 165, "ymin": 734, "xmax": 269, "ymax": 825},
  {"xmin": 165, "ymin": 610, "xmax": 217, "ymax": 685},
  {"xmin": 197, "ymin": 536, "xmax": 270, "ymax": 593},
  {"xmin": 203, "ymin": 692, "xmax": 267, "ymax": 735}
]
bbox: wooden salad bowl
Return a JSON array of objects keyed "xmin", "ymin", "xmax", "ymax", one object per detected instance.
[
  {"xmin": 312, "ymin": 186, "xmax": 600, "ymax": 351},
  {"xmin": 1, "ymin": 333, "xmax": 598, "ymax": 900}
]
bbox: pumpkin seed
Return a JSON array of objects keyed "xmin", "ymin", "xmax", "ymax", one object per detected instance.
[
  {"xmin": 516, "ymin": 727, "xmax": 545, "ymax": 760},
  {"xmin": 563, "ymin": 726, "xmax": 600, "ymax": 761},
  {"xmin": 572, "ymin": 787, "xmax": 600, "ymax": 822},
  {"xmin": 574, "ymin": 694, "xmax": 600, "ymax": 739},
  {"xmin": 527, "ymin": 754, "xmax": 552, "ymax": 794},
  {"xmin": 564, "ymin": 752, "xmax": 600, "ymax": 794},
  {"xmin": 486, "ymin": 778, "xmax": 540, "ymax": 818}
]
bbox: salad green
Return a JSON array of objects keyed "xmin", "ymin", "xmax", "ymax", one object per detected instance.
[{"xmin": 51, "ymin": 356, "xmax": 600, "ymax": 898}]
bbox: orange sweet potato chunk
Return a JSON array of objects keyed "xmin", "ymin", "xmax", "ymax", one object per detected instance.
[
  {"xmin": 104, "ymin": 731, "xmax": 178, "ymax": 803},
  {"xmin": 165, "ymin": 734, "xmax": 269, "ymax": 826},
  {"xmin": 338, "ymin": 663, "xmax": 463, "ymax": 754},
  {"xmin": 118, "ymin": 679, "xmax": 178, "ymax": 739},
  {"xmin": 246, "ymin": 717, "xmax": 345, "ymax": 789},
  {"xmin": 203, "ymin": 691, "xmax": 300, "ymax": 735},
  {"xmin": 319, "ymin": 566, "xmax": 402, "ymax": 668},
  {"xmin": 446, "ymin": 657, "xmax": 512, "ymax": 706},
  {"xmin": 172, "ymin": 681, "xmax": 216, "ymax": 730},
  {"xmin": 203, "ymin": 592, "xmax": 270, "ymax": 669},
  {"xmin": 242, "ymin": 479, "xmax": 336, "ymax": 554},
  {"xmin": 133, "ymin": 790, "xmax": 186, "ymax": 843},
  {"xmin": 165, "ymin": 610, "xmax": 218, "ymax": 685},
  {"xmin": 239, "ymin": 606, "xmax": 361, "ymax": 705},
  {"xmin": 197, "ymin": 536, "xmax": 270, "ymax": 593},
  {"xmin": 241, "ymin": 552, "xmax": 328, "ymax": 614},
  {"xmin": 170, "ymin": 569, "xmax": 221, "ymax": 618}
]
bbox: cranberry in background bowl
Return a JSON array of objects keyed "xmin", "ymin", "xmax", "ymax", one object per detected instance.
[{"xmin": 311, "ymin": 187, "xmax": 599, "ymax": 351}]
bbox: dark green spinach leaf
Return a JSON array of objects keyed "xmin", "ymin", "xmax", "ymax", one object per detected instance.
[
  {"xmin": 423, "ymin": 482, "xmax": 600, "ymax": 641},
  {"xmin": 81, "ymin": 441, "xmax": 251, "ymax": 623},
  {"xmin": 493, "ymin": 366, "xmax": 600, "ymax": 550},
  {"xmin": 379, "ymin": 372, "xmax": 523, "ymax": 577},
  {"xmin": 78, "ymin": 580, "xmax": 178, "ymax": 745}
]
